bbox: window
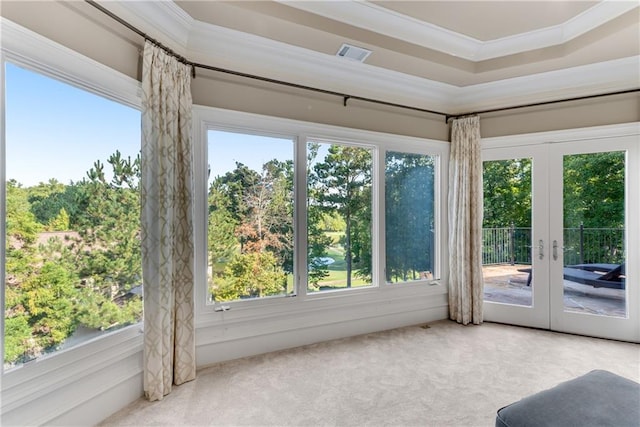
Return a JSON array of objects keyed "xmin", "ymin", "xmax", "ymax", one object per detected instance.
[
  {"xmin": 2, "ymin": 62, "xmax": 142, "ymax": 369},
  {"xmin": 207, "ymin": 130, "xmax": 294, "ymax": 302},
  {"xmin": 198, "ymin": 108, "xmax": 446, "ymax": 308},
  {"xmin": 385, "ymin": 151, "xmax": 437, "ymax": 283},
  {"xmin": 307, "ymin": 141, "xmax": 373, "ymax": 292}
]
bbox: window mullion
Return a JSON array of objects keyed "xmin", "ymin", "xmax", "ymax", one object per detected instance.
[
  {"xmin": 376, "ymin": 147, "xmax": 386, "ymax": 287},
  {"xmin": 295, "ymin": 134, "xmax": 309, "ymax": 299}
]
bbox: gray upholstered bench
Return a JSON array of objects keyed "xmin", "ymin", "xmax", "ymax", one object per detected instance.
[{"xmin": 496, "ymin": 370, "xmax": 640, "ymax": 427}]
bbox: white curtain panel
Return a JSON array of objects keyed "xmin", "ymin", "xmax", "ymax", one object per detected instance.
[
  {"xmin": 448, "ymin": 115, "xmax": 484, "ymax": 325},
  {"xmin": 141, "ymin": 41, "xmax": 196, "ymax": 401}
]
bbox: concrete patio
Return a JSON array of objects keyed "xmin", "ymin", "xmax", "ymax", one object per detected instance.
[{"xmin": 483, "ymin": 264, "xmax": 626, "ymax": 318}]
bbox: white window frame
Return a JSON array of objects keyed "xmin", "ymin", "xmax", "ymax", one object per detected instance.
[
  {"xmin": 193, "ymin": 105, "xmax": 449, "ymax": 327},
  {"xmin": 1, "ymin": 17, "xmax": 143, "ymax": 403}
]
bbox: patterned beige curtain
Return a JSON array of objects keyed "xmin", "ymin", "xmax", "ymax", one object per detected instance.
[
  {"xmin": 141, "ymin": 41, "xmax": 195, "ymax": 401},
  {"xmin": 448, "ymin": 115, "xmax": 484, "ymax": 325}
]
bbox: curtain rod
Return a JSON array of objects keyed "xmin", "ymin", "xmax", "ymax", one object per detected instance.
[
  {"xmin": 85, "ymin": 0, "xmax": 639, "ymax": 123},
  {"xmin": 85, "ymin": 0, "xmax": 447, "ymax": 118},
  {"xmin": 445, "ymin": 88, "xmax": 640, "ymax": 122}
]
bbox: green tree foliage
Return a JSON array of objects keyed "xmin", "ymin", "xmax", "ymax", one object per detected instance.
[
  {"xmin": 385, "ymin": 152, "xmax": 435, "ymax": 282},
  {"xmin": 306, "ymin": 143, "xmax": 331, "ymax": 287},
  {"xmin": 208, "ymin": 181, "xmax": 238, "ymax": 267},
  {"xmin": 350, "ymin": 184, "xmax": 372, "ymax": 281},
  {"xmin": 27, "ymin": 179, "xmax": 67, "ymax": 225},
  {"xmin": 47, "ymin": 207, "xmax": 70, "ymax": 231},
  {"xmin": 262, "ymin": 159, "xmax": 294, "ymax": 274},
  {"xmin": 28, "ymin": 179, "xmax": 84, "ymax": 228},
  {"xmin": 5, "ymin": 182, "xmax": 42, "ymax": 325},
  {"xmin": 319, "ymin": 211, "xmax": 346, "ymax": 232},
  {"xmin": 6, "ymin": 180, "xmax": 42, "ymax": 246},
  {"xmin": 76, "ymin": 289, "xmax": 142, "ymax": 330},
  {"xmin": 72, "ymin": 151, "xmax": 142, "ymax": 329},
  {"xmin": 215, "ymin": 163, "xmax": 260, "ymax": 226},
  {"xmin": 207, "ymin": 160, "xmax": 293, "ymax": 300},
  {"xmin": 6, "ymin": 238, "xmax": 81, "ymax": 363},
  {"xmin": 3, "ymin": 315, "xmax": 32, "ymax": 363},
  {"xmin": 22, "ymin": 261, "xmax": 78, "ymax": 349},
  {"xmin": 312, "ymin": 145, "xmax": 372, "ymax": 287},
  {"xmin": 483, "ymin": 158, "xmax": 532, "ymax": 228},
  {"xmin": 4, "ymin": 151, "xmax": 142, "ymax": 365},
  {"xmin": 5, "ymin": 181, "xmax": 43, "ymax": 363},
  {"xmin": 213, "ymin": 252, "xmax": 286, "ymax": 301},
  {"xmin": 563, "ymin": 152, "xmax": 624, "ymax": 228},
  {"xmin": 482, "ymin": 153, "xmax": 625, "ymax": 265},
  {"xmin": 307, "ymin": 204, "xmax": 332, "ymax": 288}
]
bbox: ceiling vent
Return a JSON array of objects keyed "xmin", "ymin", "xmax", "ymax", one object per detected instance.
[{"xmin": 336, "ymin": 43, "xmax": 372, "ymax": 63}]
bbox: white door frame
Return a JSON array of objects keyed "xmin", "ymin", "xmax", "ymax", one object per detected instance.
[
  {"xmin": 482, "ymin": 123, "xmax": 640, "ymax": 343},
  {"xmin": 482, "ymin": 144, "xmax": 549, "ymax": 330},
  {"xmin": 548, "ymin": 135, "xmax": 639, "ymax": 341}
]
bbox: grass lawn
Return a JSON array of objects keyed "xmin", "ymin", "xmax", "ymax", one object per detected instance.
[{"xmin": 314, "ymin": 243, "xmax": 369, "ymax": 289}]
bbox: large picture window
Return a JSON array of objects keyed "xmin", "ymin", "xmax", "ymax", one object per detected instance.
[
  {"xmin": 2, "ymin": 62, "xmax": 142, "ymax": 369},
  {"xmin": 207, "ymin": 130, "xmax": 294, "ymax": 302},
  {"xmin": 385, "ymin": 151, "xmax": 436, "ymax": 283},
  {"xmin": 307, "ymin": 141, "xmax": 373, "ymax": 292},
  {"xmin": 198, "ymin": 109, "xmax": 446, "ymax": 308}
]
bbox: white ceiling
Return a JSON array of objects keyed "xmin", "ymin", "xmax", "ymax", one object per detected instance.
[
  {"xmin": 371, "ymin": 1, "xmax": 599, "ymax": 41},
  {"xmin": 101, "ymin": 1, "xmax": 639, "ymax": 114}
]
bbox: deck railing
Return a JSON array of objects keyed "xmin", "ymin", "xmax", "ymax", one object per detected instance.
[
  {"xmin": 482, "ymin": 224, "xmax": 624, "ymax": 266},
  {"xmin": 482, "ymin": 225, "xmax": 531, "ymax": 265}
]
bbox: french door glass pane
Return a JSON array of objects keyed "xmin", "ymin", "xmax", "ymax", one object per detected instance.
[
  {"xmin": 307, "ymin": 141, "xmax": 373, "ymax": 292},
  {"xmin": 562, "ymin": 152, "xmax": 626, "ymax": 317},
  {"xmin": 385, "ymin": 151, "xmax": 436, "ymax": 283},
  {"xmin": 207, "ymin": 130, "xmax": 294, "ymax": 302},
  {"xmin": 482, "ymin": 158, "xmax": 533, "ymax": 306}
]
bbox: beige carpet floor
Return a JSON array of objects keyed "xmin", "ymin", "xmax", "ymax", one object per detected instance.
[{"xmin": 99, "ymin": 320, "xmax": 640, "ymax": 426}]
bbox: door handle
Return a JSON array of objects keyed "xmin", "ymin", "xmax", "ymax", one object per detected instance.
[
  {"xmin": 553, "ymin": 240, "xmax": 558, "ymax": 261},
  {"xmin": 538, "ymin": 239, "xmax": 544, "ymax": 260}
]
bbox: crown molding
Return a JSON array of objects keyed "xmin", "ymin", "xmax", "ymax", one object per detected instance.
[
  {"xmin": 482, "ymin": 122, "xmax": 640, "ymax": 148},
  {"xmin": 187, "ymin": 20, "xmax": 456, "ymax": 113},
  {"xmin": 277, "ymin": 0, "xmax": 638, "ymax": 61},
  {"xmin": 95, "ymin": 0, "xmax": 194, "ymax": 55},
  {"xmin": 453, "ymin": 56, "xmax": 640, "ymax": 114},
  {"xmin": 56, "ymin": 2, "xmax": 640, "ymax": 114}
]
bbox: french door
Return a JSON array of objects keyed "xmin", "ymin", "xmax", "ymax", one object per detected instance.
[{"xmin": 481, "ymin": 125, "xmax": 639, "ymax": 342}]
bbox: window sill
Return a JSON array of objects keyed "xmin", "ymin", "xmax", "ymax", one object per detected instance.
[{"xmin": 196, "ymin": 281, "xmax": 447, "ymax": 334}]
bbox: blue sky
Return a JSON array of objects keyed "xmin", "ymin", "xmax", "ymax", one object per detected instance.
[
  {"xmin": 5, "ymin": 62, "xmax": 298, "ymax": 188},
  {"xmin": 5, "ymin": 62, "xmax": 141, "ymax": 187},
  {"xmin": 206, "ymin": 131, "xmax": 340, "ymax": 186},
  {"xmin": 208, "ymin": 130, "xmax": 294, "ymax": 182}
]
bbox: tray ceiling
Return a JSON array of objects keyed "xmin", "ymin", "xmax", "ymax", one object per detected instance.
[{"xmin": 100, "ymin": 0, "xmax": 639, "ymax": 114}]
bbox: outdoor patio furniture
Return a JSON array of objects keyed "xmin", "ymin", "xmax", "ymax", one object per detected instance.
[
  {"xmin": 564, "ymin": 263, "xmax": 625, "ymax": 289},
  {"xmin": 517, "ymin": 267, "xmax": 532, "ymax": 286},
  {"xmin": 515, "ymin": 264, "xmax": 625, "ymax": 290}
]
